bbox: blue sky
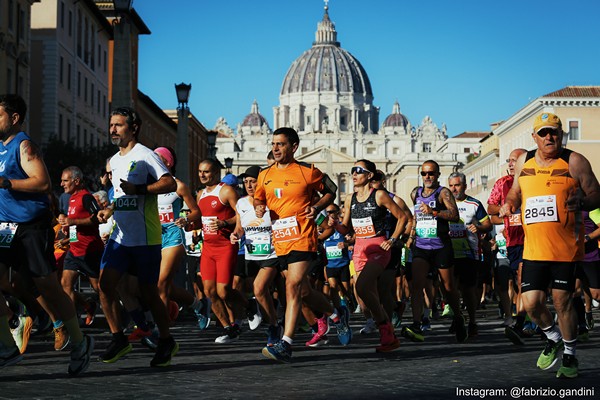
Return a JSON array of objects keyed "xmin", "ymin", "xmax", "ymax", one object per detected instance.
[{"xmin": 135, "ymin": 0, "xmax": 600, "ymax": 137}]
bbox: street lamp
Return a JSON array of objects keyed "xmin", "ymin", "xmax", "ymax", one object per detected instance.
[
  {"xmin": 206, "ymin": 131, "xmax": 217, "ymax": 160},
  {"xmin": 224, "ymin": 157, "xmax": 234, "ymax": 174},
  {"xmin": 175, "ymin": 82, "xmax": 191, "ymax": 185},
  {"xmin": 481, "ymin": 175, "xmax": 488, "ymax": 190}
]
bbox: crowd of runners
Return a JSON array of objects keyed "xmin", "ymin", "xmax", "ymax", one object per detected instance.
[{"xmin": 1, "ymin": 94, "xmax": 599, "ymax": 379}]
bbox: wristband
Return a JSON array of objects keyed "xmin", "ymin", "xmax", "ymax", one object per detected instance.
[{"xmin": 1, "ymin": 178, "xmax": 12, "ymax": 190}]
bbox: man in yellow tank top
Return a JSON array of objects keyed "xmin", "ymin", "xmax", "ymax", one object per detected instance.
[{"xmin": 500, "ymin": 112, "xmax": 600, "ymax": 378}]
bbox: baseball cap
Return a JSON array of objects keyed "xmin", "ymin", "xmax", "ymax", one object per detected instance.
[
  {"xmin": 534, "ymin": 113, "xmax": 562, "ymax": 134},
  {"xmin": 239, "ymin": 165, "xmax": 261, "ymax": 180},
  {"xmin": 221, "ymin": 173, "xmax": 238, "ymax": 186}
]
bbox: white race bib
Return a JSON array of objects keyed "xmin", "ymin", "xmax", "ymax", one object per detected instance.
[
  {"xmin": 159, "ymin": 204, "xmax": 175, "ymax": 224},
  {"xmin": 0, "ymin": 223, "xmax": 18, "ymax": 248},
  {"xmin": 524, "ymin": 195, "xmax": 558, "ymax": 224},
  {"xmin": 416, "ymin": 216, "xmax": 437, "ymax": 238},
  {"xmin": 352, "ymin": 217, "xmax": 376, "ymax": 238},
  {"xmin": 272, "ymin": 216, "xmax": 301, "ymax": 243}
]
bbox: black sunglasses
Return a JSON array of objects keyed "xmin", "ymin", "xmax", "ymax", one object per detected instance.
[
  {"xmin": 536, "ymin": 128, "xmax": 559, "ymax": 138},
  {"xmin": 420, "ymin": 171, "xmax": 438, "ymax": 177},
  {"xmin": 326, "ymin": 210, "xmax": 338, "ymax": 214},
  {"xmin": 351, "ymin": 166, "xmax": 371, "ymax": 175}
]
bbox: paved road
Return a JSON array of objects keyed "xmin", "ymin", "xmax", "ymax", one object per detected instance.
[{"xmin": 1, "ymin": 306, "xmax": 599, "ymax": 400}]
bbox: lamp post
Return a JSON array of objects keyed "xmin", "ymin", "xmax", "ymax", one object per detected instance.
[
  {"xmin": 224, "ymin": 157, "xmax": 234, "ymax": 174},
  {"xmin": 206, "ymin": 131, "xmax": 217, "ymax": 160},
  {"xmin": 175, "ymin": 82, "xmax": 191, "ymax": 185},
  {"xmin": 481, "ymin": 175, "xmax": 488, "ymax": 191}
]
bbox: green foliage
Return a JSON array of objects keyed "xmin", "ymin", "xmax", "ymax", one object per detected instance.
[{"xmin": 43, "ymin": 136, "xmax": 116, "ymax": 193}]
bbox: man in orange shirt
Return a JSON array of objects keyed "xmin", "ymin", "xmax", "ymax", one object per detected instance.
[
  {"xmin": 500, "ymin": 112, "xmax": 600, "ymax": 378},
  {"xmin": 254, "ymin": 127, "xmax": 347, "ymax": 362}
]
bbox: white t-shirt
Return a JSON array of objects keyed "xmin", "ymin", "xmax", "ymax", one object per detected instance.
[
  {"xmin": 109, "ymin": 143, "xmax": 170, "ymax": 246},
  {"xmin": 236, "ymin": 196, "xmax": 276, "ymax": 261}
]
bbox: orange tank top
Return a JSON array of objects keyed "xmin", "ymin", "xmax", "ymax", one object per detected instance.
[{"xmin": 518, "ymin": 149, "xmax": 583, "ymax": 262}]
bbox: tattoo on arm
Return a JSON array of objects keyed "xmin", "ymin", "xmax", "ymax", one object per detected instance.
[
  {"xmin": 439, "ymin": 189, "xmax": 459, "ymax": 221},
  {"xmin": 22, "ymin": 141, "xmax": 42, "ymax": 162}
]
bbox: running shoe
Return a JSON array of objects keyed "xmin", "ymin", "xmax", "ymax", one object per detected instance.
[
  {"xmin": 262, "ymin": 340, "xmax": 292, "ymax": 363},
  {"xmin": 556, "ymin": 354, "xmax": 578, "ymax": 378},
  {"xmin": 354, "ymin": 304, "xmax": 362, "ymax": 314},
  {"xmin": 315, "ymin": 315, "xmax": 330, "ymax": 337},
  {"xmin": 84, "ymin": 300, "xmax": 97, "ymax": 326},
  {"xmin": 150, "ymin": 336, "xmax": 179, "ymax": 367},
  {"xmin": 585, "ymin": 312, "xmax": 595, "ymax": 330},
  {"xmin": 468, "ymin": 321, "xmax": 478, "ymax": 338},
  {"xmin": 376, "ymin": 321, "xmax": 400, "ymax": 352},
  {"xmin": 141, "ymin": 326, "xmax": 160, "ymax": 351},
  {"xmin": 360, "ymin": 319, "xmax": 377, "ymax": 335},
  {"xmin": 333, "ymin": 313, "xmax": 352, "ymax": 346},
  {"xmin": 11, "ymin": 316, "xmax": 33, "ymax": 354},
  {"xmin": 504, "ymin": 325, "xmax": 525, "ymax": 345},
  {"xmin": 99, "ymin": 336, "xmax": 132, "ymax": 363},
  {"xmin": 68, "ymin": 335, "xmax": 94, "ymax": 376},
  {"xmin": 54, "ymin": 325, "xmax": 71, "ymax": 351},
  {"xmin": 537, "ymin": 339, "xmax": 564, "ymax": 370},
  {"xmin": 215, "ymin": 324, "xmax": 241, "ymax": 344},
  {"xmin": 193, "ymin": 298, "xmax": 211, "ymax": 330},
  {"xmin": 266, "ymin": 324, "xmax": 282, "ymax": 347},
  {"xmin": 247, "ymin": 297, "xmax": 263, "ymax": 331},
  {"xmin": 454, "ymin": 316, "xmax": 468, "ymax": 343},
  {"xmin": 391, "ymin": 312, "xmax": 400, "ymax": 328},
  {"xmin": 501, "ymin": 316, "xmax": 514, "ymax": 327},
  {"xmin": 442, "ymin": 304, "xmax": 454, "ymax": 318},
  {"xmin": 421, "ymin": 317, "xmax": 431, "ymax": 332},
  {"xmin": 0, "ymin": 343, "xmax": 22, "ymax": 367},
  {"xmin": 128, "ymin": 327, "xmax": 152, "ymax": 342},
  {"xmin": 521, "ymin": 321, "xmax": 537, "ymax": 338},
  {"xmin": 401, "ymin": 323, "xmax": 424, "ymax": 342},
  {"xmin": 306, "ymin": 332, "xmax": 329, "ymax": 347}
]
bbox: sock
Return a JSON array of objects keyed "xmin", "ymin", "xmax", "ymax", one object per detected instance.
[
  {"xmin": 53, "ymin": 319, "xmax": 63, "ymax": 328},
  {"xmin": 113, "ymin": 331, "xmax": 127, "ymax": 343},
  {"xmin": 541, "ymin": 323, "xmax": 562, "ymax": 343},
  {"xmin": 63, "ymin": 317, "xmax": 83, "ymax": 344},
  {"xmin": 282, "ymin": 335, "xmax": 293, "ymax": 345},
  {"xmin": 129, "ymin": 308, "xmax": 149, "ymax": 331},
  {"xmin": 0, "ymin": 315, "xmax": 16, "ymax": 347},
  {"xmin": 423, "ymin": 308, "xmax": 431, "ymax": 320},
  {"xmin": 563, "ymin": 338, "xmax": 577, "ymax": 356},
  {"xmin": 572, "ymin": 296, "xmax": 586, "ymax": 327},
  {"xmin": 515, "ymin": 315, "xmax": 526, "ymax": 330}
]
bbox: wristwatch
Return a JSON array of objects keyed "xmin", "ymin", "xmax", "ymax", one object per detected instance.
[
  {"xmin": 389, "ymin": 237, "xmax": 398, "ymax": 245},
  {"xmin": 584, "ymin": 234, "xmax": 591, "ymax": 242},
  {"xmin": 1, "ymin": 178, "xmax": 11, "ymax": 190}
]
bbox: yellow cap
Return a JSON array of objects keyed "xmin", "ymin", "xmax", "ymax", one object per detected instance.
[{"xmin": 534, "ymin": 112, "xmax": 562, "ymax": 134}]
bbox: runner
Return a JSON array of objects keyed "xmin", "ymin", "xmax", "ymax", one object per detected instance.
[
  {"xmin": 254, "ymin": 127, "xmax": 349, "ymax": 362},
  {"xmin": 0, "ymin": 94, "xmax": 93, "ymax": 374},
  {"xmin": 97, "ymin": 106, "xmax": 178, "ymax": 367},
  {"xmin": 231, "ymin": 165, "xmax": 281, "ymax": 346},
  {"xmin": 331, "ymin": 160, "xmax": 409, "ymax": 352},
  {"xmin": 499, "ymin": 112, "xmax": 600, "ymax": 378}
]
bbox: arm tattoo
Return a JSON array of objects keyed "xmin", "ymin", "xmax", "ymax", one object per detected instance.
[
  {"xmin": 22, "ymin": 141, "xmax": 42, "ymax": 162},
  {"xmin": 438, "ymin": 189, "xmax": 459, "ymax": 221}
]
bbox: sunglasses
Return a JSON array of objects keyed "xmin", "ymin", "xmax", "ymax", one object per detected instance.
[
  {"xmin": 326, "ymin": 210, "xmax": 338, "ymax": 214},
  {"xmin": 536, "ymin": 128, "xmax": 559, "ymax": 138},
  {"xmin": 351, "ymin": 166, "xmax": 371, "ymax": 175},
  {"xmin": 420, "ymin": 171, "xmax": 438, "ymax": 177}
]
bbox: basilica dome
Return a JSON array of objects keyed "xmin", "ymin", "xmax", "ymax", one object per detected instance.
[
  {"xmin": 241, "ymin": 100, "xmax": 269, "ymax": 129},
  {"xmin": 382, "ymin": 101, "xmax": 409, "ymax": 128},
  {"xmin": 280, "ymin": 6, "xmax": 372, "ymax": 98}
]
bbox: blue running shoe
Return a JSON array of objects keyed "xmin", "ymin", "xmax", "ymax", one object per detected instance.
[
  {"xmin": 266, "ymin": 325, "xmax": 282, "ymax": 347},
  {"xmin": 333, "ymin": 314, "xmax": 352, "ymax": 346},
  {"xmin": 262, "ymin": 340, "xmax": 292, "ymax": 363}
]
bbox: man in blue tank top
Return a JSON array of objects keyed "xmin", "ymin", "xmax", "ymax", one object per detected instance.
[{"xmin": 0, "ymin": 94, "xmax": 93, "ymax": 374}]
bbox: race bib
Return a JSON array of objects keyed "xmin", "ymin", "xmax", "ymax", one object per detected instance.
[
  {"xmin": 352, "ymin": 217, "xmax": 376, "ymax": 238},
  {"xmin": 326, "ymin": 245, "xmax": 343, "ymax": 260},
  {"xmin": 272, "ymin": 216, "xmax": 301, "ymax": 243},
  {"xmin": 0, "ymin": 223, "xmax": 18, "ymax": 248},
  {"xmin": 416, "ymin": 216, "xmax": 437, "ymax": 238},
  {"xmin": 159, "ymin": 204, "xmax": 175, "ymax": 224},
  {"xmin": 449, "ymin": 222, "xmax": 467, "ymax": 239},
  {"xmin": 507, "ymin": 213, "xmax": 522, "ymax": 227},
  {"xmin": 201, "ymin": 216, "xmax": 217, "ymax": 235},
  {"xmin": 69, "ymin": 225, "xmax": 78, "ymax": 243},
  {"xmin": 524, "ymin": 195, "xmax": 558, "ymax": 224},
  {"xmin": 246, "ymin": 235, "xmax": 272, "ymax": 255},
  {"xmin": 114, "ymin": 196, "xmax": 138, "ymax": 211}
]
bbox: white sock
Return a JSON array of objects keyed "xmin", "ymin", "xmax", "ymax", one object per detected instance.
[{"xmin": 282, "ymin": 335, "xmax": 293, "ymax": 345}]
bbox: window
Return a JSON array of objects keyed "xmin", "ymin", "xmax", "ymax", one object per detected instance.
[
  {"xmin": 68, "ymin": 11, "xmax": 72, "ymax": 36},
  {"xmin": 77, "ymin": 125, "xmax": 81, "ymax": 147},
  {"xmin": 77, "ymin": 10, "xmax": 82, "ymax": 57},
  {"xmin": 568, "ymin": 120, "xmax": 580, "ymax": 140},
  {"xmin": 60, "ymin": 2, "xmax": 65, "ymax": 29},
  {"xmin": 340, "ymin": 147, "xmax": 347, "ymax": 154},
  {"xmin": 58, "ymin": 114, "xmax": 63, "ymax": 140},
  {"xmin": 98, "ymin": 44, "xmax": 101, "ymax": 68},
  {"xmin": 366, "ymin": 147, "xmax": 376, "ymax": 155},
  {"xmin": 59, "ymin": 57, "xmax": 64, "ymax": 84},
  {"xmin": 84, "ymin": 77, "xmax": 88, "ymax": 102},
  {"xmin": 103, "ymin": 95, "xmax": 106, "ymax": 115},
  {"xmin": 422, "ymin": 143, "xmax": 432, "ymax": 152},
  {"xmin": 307, "ymin": 116, "xmax": 312, "ymax": 125},
  {"xmin": 340, "ymin": 115, "xmax": 346, "ymax": 126},
  {"xmin": 67, "ymin": 119, "xmax": 71, "ymax": 140},
  {"xmin": 393, "ymin": 147, "xmax": 400, "ymax": 155},
  {"xmin": 84, "ymin": 17, "xmax": 89, "ymax": 64},
  {"xmin": 77, "ymin": 72, "xmax": 81, "ymax": 97},
  {"xmin": 17, "ymin": 5, "xmax": 25, "ymax": 42},
  {"xmin": 464, "ymin": 147, "xmax": 470, "ymax": 153},
  {"xmin": 67, "ymin": 63, "xmax": 71, "ymax": 90}
]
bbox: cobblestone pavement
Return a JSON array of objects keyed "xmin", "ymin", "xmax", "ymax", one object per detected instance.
[{"xmin": 1, "ymin": 306, "xmax": 599, "ymax": 400}]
